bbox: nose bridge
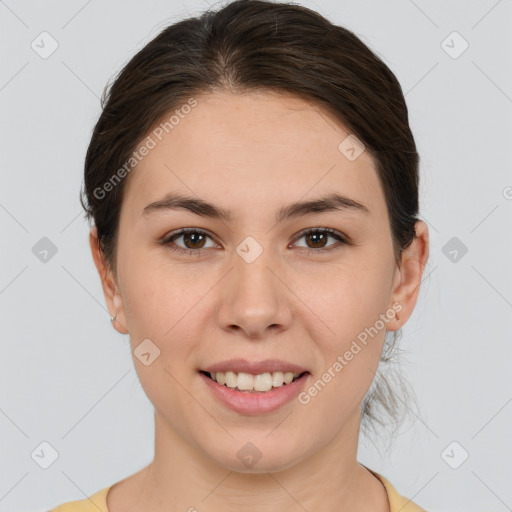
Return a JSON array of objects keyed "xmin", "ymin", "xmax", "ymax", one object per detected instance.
[
  {"xmin": 232, "ymin": 235, "xmax": 280, "ymax": 307},
  {"xmin": 216, "ymin": 235, "xmax": 292, "ymax": 336}
]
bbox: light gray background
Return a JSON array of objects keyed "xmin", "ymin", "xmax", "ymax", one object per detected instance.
[{"xmin": 1, "ymin": 1, "xmax": 511, "ymax": 511}]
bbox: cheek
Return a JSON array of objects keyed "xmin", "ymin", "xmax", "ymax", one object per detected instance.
[
  {"xmin": 118, "ymin": 244, "xmax": 194, "ymax": 335},
  {"xmin": 293, "ymin": 257, "xmax": 393, "ymax": 343},
  {"xmin": 118, "ymin": 248, "xmax": 217, "ymax": 395},
  {"xmin": 295, "ymin": 266, "xmax": 392, "ymax": 420},
  {"xmin": 118, "ymin": 253, "xmax": 200, "ymax": 408}
]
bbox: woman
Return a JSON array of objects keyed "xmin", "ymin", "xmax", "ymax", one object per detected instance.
[{"xmin": 49, "ymin": 0, "xmax": 429, "ymax": 510}]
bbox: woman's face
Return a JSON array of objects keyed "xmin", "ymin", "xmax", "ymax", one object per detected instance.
[{"xmin": 93, "ymin": 90, "xmax": 426, "ymax": 472}]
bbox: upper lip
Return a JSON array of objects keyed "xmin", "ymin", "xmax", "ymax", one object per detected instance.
[{"xmin": 201, "ymin": 358, "xmax": 309, "ymax": 375}]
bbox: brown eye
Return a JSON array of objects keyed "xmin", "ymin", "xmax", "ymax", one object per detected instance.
[
  {"xmin": 293, "ymin": 228, "xmax": 348, "ymax": 251},
  {"xmin": 305, "ymin": 231, "xmax": 329, "ymax": 248},
  {"xmin": 181, "ymin": 231, "xmax": 207, "ymax": 249},
  {"xmin": 163, "ymin": 228, "xmax": 217, "ymax": 255}
]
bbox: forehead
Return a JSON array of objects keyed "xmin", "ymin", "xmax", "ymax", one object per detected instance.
[{"xmin": 121, "ymin": 90, "xmax": 386, "ymax": 223}]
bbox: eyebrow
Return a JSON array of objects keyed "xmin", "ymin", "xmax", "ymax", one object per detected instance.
[{"xmin": 141, "ymin": 192, "xmax": 370, "ymax": 222}]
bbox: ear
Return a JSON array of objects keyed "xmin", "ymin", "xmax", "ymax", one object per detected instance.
[
  {"xmin": 89, "ymin": 226, "xmax": 129, "ymax": 335},
  {"xmin": 387, "ymin": 220, "xmax": 429, "ymax": 331}
]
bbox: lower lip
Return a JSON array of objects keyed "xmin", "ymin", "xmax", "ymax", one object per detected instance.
[{"xmin": 199, "ymin": 372, "xmax": 310, "ymax": 415}]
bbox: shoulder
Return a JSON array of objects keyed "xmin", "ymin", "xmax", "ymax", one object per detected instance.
[
  {"xmin": 366, "ymin": 467, "xmax": 430, "ymax": 512},
  {"xmin": 47, "ymin": 485, "xmax": 111, "ymax": 512}
]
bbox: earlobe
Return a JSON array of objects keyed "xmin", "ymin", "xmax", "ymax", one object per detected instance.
[
  {"xmin": 387, "ymin": 220, "xmax": 429, "ymax": 331},
  {"xmin": 110, "ymin": 292, "xmax": 129, "ymax": 335},
  {"xmin": 89, "ymin": 226, "xmax": 129, "ymax": 335}
]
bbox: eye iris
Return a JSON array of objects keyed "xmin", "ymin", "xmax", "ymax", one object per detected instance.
[
  {"xmin": 184, "ymin": 232, "xmax": 206, "ymax": 249},
  {"xmin": 307, "ymin": 231, "xmax": 327, "ymax": 248}
]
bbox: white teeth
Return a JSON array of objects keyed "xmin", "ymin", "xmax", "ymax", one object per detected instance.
[
  {"xmin": 225, "ymin": 371, "xmax": 238, "ymax": 388},
  {"xmin": 283, "ymin": 372, "xmax": 294, "ymax": 384},
  {"xmin": 207, "ymin": 370, "xmax": 303, "ymax": 392},
  {"xmin": 253, "ymin": 373, "xmax": 273, "ymax": 392},
  {"xmin": 272, "ymin": 371, "xmax": 284, "ymax": 387},
  {"xmin": 237, "ymin": 372, "xmax": 254, "ymax": 391}
]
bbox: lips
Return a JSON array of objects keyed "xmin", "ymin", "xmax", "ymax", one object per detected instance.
[
  {"xmin": 199, "ymin": 370, "xmax": 310, "ymax": 414},
  {"xmin": 200, "ymin": 358, "xmax": 310, "ymax": 375}
]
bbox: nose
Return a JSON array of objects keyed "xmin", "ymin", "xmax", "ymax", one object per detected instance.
[{"xmin": 215, "ymin": 247, "xmax": 293, "ymax": 339}]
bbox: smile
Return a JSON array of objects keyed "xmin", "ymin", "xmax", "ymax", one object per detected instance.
[{"xmin": 199, "ymin": 370, "xmax": 311, "ymax": 415}]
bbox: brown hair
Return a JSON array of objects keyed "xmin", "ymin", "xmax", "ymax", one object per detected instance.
[{"xmin": 81, "ymin": 0, "xmax": 421, "ymax": 446}]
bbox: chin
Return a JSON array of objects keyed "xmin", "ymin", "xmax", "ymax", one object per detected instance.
[{"xmin": 203, "ymin": 435, "xmax": 308, "ymax": 474}]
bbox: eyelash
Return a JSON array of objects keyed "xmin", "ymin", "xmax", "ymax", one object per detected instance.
[{"xmin": 161, "ymin": 227, "xmax": 350, "ymax": 256}]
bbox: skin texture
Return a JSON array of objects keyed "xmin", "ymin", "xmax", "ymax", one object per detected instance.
[{"xmin": 90, "ymin": 90, "xmax": 429, "ymax": 512}]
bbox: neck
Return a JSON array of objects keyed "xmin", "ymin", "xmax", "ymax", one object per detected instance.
[{"xmin": 126, "ymin": 410, "xmax": 389, "ymax": 512}]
